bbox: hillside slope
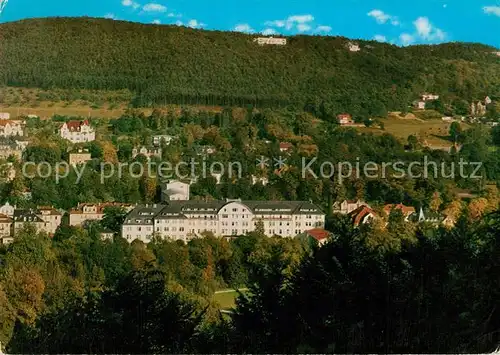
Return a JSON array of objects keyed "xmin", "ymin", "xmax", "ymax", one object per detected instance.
[{"xmin": 1, "ymin": 17, "xmax": 499, "ymax": 115}]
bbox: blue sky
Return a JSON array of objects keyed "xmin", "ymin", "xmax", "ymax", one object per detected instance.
[{"xmin": 0, "ymin": 0, "xmax": 499, "ymax": 47}]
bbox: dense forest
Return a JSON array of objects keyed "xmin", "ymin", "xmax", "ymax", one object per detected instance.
[{"xmin": 1, "ymin": 17, "xmax": 500, "ymax": 116}]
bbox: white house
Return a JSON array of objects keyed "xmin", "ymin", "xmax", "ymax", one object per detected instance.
[
  {"xmin": 414, "ymin": 101, "xmax": 426, "ymax": 110},
  {"xmin": 421, "ymin": 93, "xmax": 440, "ymax": 101},
  {"xmin": 485, "ymin": 96, "xmax": 492, "ymax": 105},
  {"xmin": 0, "ymin": 120, "xmax": 24, "ymax": 137},
  {"xmin": 152, "ymin": 135, "xmax": 175, "ymax": 147},
  {"xmin": 161, "ymin": 180, "xmax": 190, "ymax": 201},
  {"xmin": 59, "ymin": 120, "xmax": 95, "ymax": 143},
  {"xmin": 121, "ymin": 200, "xmax": 325, "ymax": 243},
  {"xmin": 347, "ymin": 42, "xmax": 361, "ymax": 52},
  {"xmin": 0, "ymin": 113, "xmax": 10, "ymax": 120},
  {"xmin": 254, "ymin": 37, "xmax": 287, "ymax": 45}
]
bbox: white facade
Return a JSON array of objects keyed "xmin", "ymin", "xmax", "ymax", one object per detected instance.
[
  {"xmin": 59, "ymin": 120, "xmax": 95, "ymax": 143},
  {"xmin": 347, "ymin": 42, "xmax": 360, "ymax": 52},
  {"xmin": 0, "ymin": 202, "xmax": 15, "ymax": 217},
  {"xmin": 162, "ymin": 181, "xmax": 190, "ymax": 201},
  {"xmin": 421, "ymin": 94, "xmax": 439, "ymax": 101},
  {"xmin": 0, "ymin": 121, "xmax": 24, "ymax": 137},
  {"xmin": 254, "ymin": 37, "xmax": 287, "ymax": 45},
  {"xmin": 0, "ymin": 113, "xmax": 10, "ymax": 120},
  {"xmin": 122, "ymin": 200, "xmax": 325, "ymax": 244},
  {"xmin": 152, "ymin": 135, "xmax": 174, "ymax": 146}
]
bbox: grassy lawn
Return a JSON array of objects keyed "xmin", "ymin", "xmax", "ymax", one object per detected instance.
[
  {"xmin": 213, "ymin": 288, "xmax": 248, "ymax": 310},
  {"xmin": 358, "ymin": 113, "xmax": 469, "ymax": 147}
]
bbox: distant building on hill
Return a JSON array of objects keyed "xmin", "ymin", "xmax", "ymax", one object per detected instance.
[
  {"xmin": 337, "ymin": 113, "xmax": 354, "ymax": 126},
  {"xmin": 348, "ymin": 205, "xmax": 377, "ymax": 227},
  {"xmin": 347, "ymin": 42, "xmax": 360, "ymax": 52},
  {"xmin": 13, "ymin": 206, "xmax": 62, "ymax": 236},
  {"xmin": 254, "ymin": 37, "xmax": 287, "ymax": 45},
  {"xmin": 0, "ymin": 113, "xmax": 10, "ymax": 120},
  {"xmin": 420, "ymin": 93, "xmax": 440, "ymax": 101},
  {"xmin": 383, "ymin": 203, "xmax": 416, "ymax": 221},
  {"xmin": 59, "ymin": 120, "xmax": 95, "ymax": 143},
  {"xmin": 132, "ymin": 146, "xmax": 162, "ymax": 160}
]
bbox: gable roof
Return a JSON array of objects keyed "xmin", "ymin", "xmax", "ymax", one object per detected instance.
[
  {"xmin": 62, "ymin": 120, "xmax": 90, "ymax": 132},
  {"xmin": 383, "ymin": 204, "xmax": 416, "ymax": 216},
  {"xmin": 306, "ymin": 228, "xmax": 331, "ymax": 242},
  {"xmin": 349, "ymin": 205, "xmax": 376, "ymax": 226}
]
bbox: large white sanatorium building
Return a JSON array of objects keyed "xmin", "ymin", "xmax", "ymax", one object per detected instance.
[
  {"xmin": 59, "ymin": 120, "xmax": 96, "ymax": 143},
  {"xmin": 122, "ymin": 199, "xmax": 325, "ymax": 243}
]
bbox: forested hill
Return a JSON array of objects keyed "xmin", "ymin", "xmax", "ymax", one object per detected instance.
[{"xmin": 1, "ymin": 17, "xmax": 500, "ymax": 116}]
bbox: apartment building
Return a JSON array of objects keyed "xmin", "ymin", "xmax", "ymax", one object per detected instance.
[
  {"xmin": 161, "ymin": 180, "xmax": 190, "ymax": 202},
  {"xmin": 69, "ymin": 202, "xmax": 135, "ymax": 226},
  {"xmin": 254, "ymin": 37, "xmax": 287, "ymax": 45},
  {"xmin": 59, "ymin": 120, "xmax": 95, "ymax": 143},
  {"xmin": 0, "ymin": 213, "xmax": 13, "ymax": 244},
  {"xmin": 121, "ymin": 199, "xmax": 325, "ymax": 243},
  {"xmin": 13, "ymin": 206, "xmax": 62, "ymax": 236}
]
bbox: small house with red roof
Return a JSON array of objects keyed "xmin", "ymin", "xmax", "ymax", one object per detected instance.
[
  {"xmin": 59, "ymin": 120, "xmax": 95, "ymax": 143},
  {"xmin": 279, "ymin": 142, "xmax": 293, "ymax": 153},
  {"xmin": 337, "ymin": 113, "xmax": 354, "ymax": 126},
  {"xmin": 305, "ymin": 228, "xmax": 331, "ymax": 247}
]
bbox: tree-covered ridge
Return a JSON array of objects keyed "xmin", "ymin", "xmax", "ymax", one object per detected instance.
[{"xmin": 1, "ymin": 17, "xmax": 499, "ymax": 116}]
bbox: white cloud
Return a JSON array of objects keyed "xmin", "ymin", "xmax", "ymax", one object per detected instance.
[
  {"xmin": 175, "ymin": 20, "xmax": 183, "ymax": 26},
  {"xmin": 483, "ymin": 6, "xmax": 500, "ymax": 16},
  {"xmin": 264, "ymin": 20, "xmax": 285, "ymax": 28},
  {"xmin": 234, "ymin": 23, "xmax": 254, "ymax": 33},
  {"xmin": 143, "ymin": 3, "xmax": 167, "ymax": 12},
  {"xmin": 261, "ymin": 28, "xmax": 277, "ymax": 35},
  {"xmin": 315, "ymin": 25, "xmax": 332, "ymax": 33},
  {"xmin": 413, "ymin": 16, "xmax": 446, "ymax": 41},
  {"xmin": 400, "ymin": 33, "xmax": 415, "ymax": 46},
  {"xmin": 122, "ymin": 0, "xmax": 140, "ymax": 9},
  {"xmin": 443, "ymin": 4, "xmax": 448, "ymax": 8},
  {"xmin": 373, "ymin": 34, "xmax": 387, "ymax": 42},
  {"xmin": 367, "ymin": 9, "xmax": 400, "ymax": 25},
  {"xmin": 167, "ymin": 12, "xmax": 181, "ymax": 18},
  {"xmin": 104, "ymin": 13, "xmax": 116, "ymax": 19},
  {"xmin": 152, "ymin": 19, "xmax": 161, "ymax": 24},
  {"xmin": 297, "ymin": 23, "xmax": 312, "ymax": 32},
  {"xmin": 187, "ymin": 19, "xmax": 205, "ymax": 28},
  {"xmin": 264, "ymin": 14, "xmax": 315, "ymax": 32}
]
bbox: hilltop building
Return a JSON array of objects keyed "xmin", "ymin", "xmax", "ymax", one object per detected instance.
[
  {"xmin": 121, "ymin": 200, "xmax": 325, "ymax": 243},
  {"xmin": 254, "ymin": 37, "xmax": 287, "ymax": 45},
  {"xmin": 333, "ymin": 200, "xmax": 370, "ymax": 214}
]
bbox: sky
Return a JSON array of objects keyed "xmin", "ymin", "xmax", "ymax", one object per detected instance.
[{"xmin": 0, "ymin": 0, "xmax": 499, "ymax": 48}]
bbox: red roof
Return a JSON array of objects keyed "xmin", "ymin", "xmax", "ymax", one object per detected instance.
[
  {"xmin": 306, "ymin": 228, "xmax": 330, "ymax": 241},
  {"xmin": 337, "ymin": 113, "xmax": 352, "ymax": 119},
  {"xmin": 349, "ymin": 206, "xmax": 375, "ymax": 226},
  {"xmin": 383, "ymin": 204, "xmax": 416, "ymax": 216},
  {"xmin": 63, "ymin": 120, "xmax": 89, "ymax": 132},
  {"xmin": 279, "ymin": 142, "xmax": 293, "ymax": 150}
]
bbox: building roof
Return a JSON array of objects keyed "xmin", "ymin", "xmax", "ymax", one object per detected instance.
[
  {"xmin": 62, "ymin": 120, "xmax": 90, "ymax": 132},
  {"xmin": 13, "ymin": 209, "xmax": 45, "ymax": 223},
  {"xmin": 124, "ymin": 200, "xmax": 324, "ymax": 225},
  {"xmin": 279, "ymin": 142, "xmax": 293, "ymax": 150},
  {"xmin": 306, "ymin": 228, "xmax": 331, "ymax": 242},
  {"xmin": 349, "ymin": 206, "xmax": 376, "ymax": 226},
  {"xmin": 383, "ymin": 204, "xmax": 416, "ymax": 216},
  {"xmin": 70, "ymin": 202, "xmax": 134, "ymax": 215}
]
